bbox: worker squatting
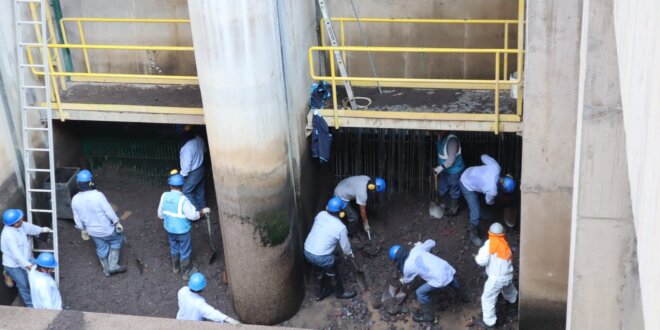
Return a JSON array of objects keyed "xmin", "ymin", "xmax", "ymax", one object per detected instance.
[{"xmin": 304, "ymin": 131, "xmax": 517, "ymax": 328}]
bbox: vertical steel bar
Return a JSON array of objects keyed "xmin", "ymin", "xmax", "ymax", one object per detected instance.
[
  {"xmin": 516, "ymin": 0, "xmax": 525, "ymax": 117},
  {"xmin": 504, "ymin": 23, "xmax": 509, "ymax": 81},
  {"xmin": 494, "ymin": 52, "xmax": 500, "ymax": 135},
  {"xmin": 77, "ymin": 21, "xmax": 91, "ymax": 73},
  {"xmin": 330, "ymin": 50, "xmax": 339, "ymax": 129}
]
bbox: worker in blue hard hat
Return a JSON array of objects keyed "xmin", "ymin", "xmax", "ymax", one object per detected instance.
[
  {"xmin": 1, "ymin": 208, "xmax": 53, "ymax": 307},
  {"xmin": 304, "ymin": 197, "xmax": 356, "ymax": 301},
  {"xmin": 28, "ymin": 252, "xmax": 62, "ymax": 310},
  {"xmin": 432, "ymin": 131, "xmax": 465, "ymax": 217},
  {"xmin": 176, "ymin": 124, "xmax": 208, "ymax": 212},
  {"xmin": 176, "ymin": 272, "xmax": 240, "ymax": 324},
  {"xmin": 333, "ymin": 175, "xmax": 386, "ymax": 237},
  {"xmin": 71, "ymin": 169, "xmax": 127, "ymax": 277},
  {"xmin": 459, "ymin": 154, "xmax": 516, "ymax": 247},
  {"xmin": 389, "ymin": 240, "xmax": 468, "ymax": 324},
  {"xmin": 158, "ymin": 173, "xmax": 210, "ymax": 281}
]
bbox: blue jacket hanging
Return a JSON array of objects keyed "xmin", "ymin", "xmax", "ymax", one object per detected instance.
[{"xmin": 311, "ymin": 111, "xmax": 332, "ymax": 163}]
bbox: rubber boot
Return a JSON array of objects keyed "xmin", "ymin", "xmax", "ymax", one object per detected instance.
[
  {"xmin": 99, "ymin": 256, "xmax": 111, "ymax": 277},
  {"xmin": 446, "ymin": 198, "xmax": 460, "ymax": 217},
  {"xmin": 474, "ymin": 318, "xmax": 495, "ymax": 329},
  {"xmin": 413, "ymin": 303, "xmax": 436, "ymax": 323},
  {"xmin": 171, "ymin": 255, "xmax": 181, "ymax": 274},
  {"xmin": 330, "ymin": 274, "xmax": 356, "ymax": 299},
  {"xmin": 470, "ymin": 224, "xmax": 483, "ymax": 247},
  {"xmin": 315, "ymin": 268, "xmax": 332, "ymax": 301},
  {"xmin": 181, "ymin": 258, "xmax": 198, "ymax": 281},
  {"xmin": 108, "ymin": 249, "xmax": 127, "ymax": 274}
]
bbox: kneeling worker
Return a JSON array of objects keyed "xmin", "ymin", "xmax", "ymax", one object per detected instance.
[
  {"xmin": 28, "ymin": 252, "xmax": 62, "ymax": 310},
  {"xmin": 304, "ymin": 197, "xmax": 356, "ymax": 301},
  {"xmin": 177, "ymin": 272, "xmax": 240, "ymax": 324},
  {"xmin": 389, "ymin": 240, "xmax": 468, "ymax": 323}
]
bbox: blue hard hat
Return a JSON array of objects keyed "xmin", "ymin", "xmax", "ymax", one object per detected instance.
[
  {"xmin": 168, "ymin": 174, "xmax": 184, "ymax": 186},
  {"xmin": 326, "ymin": 197, "xmax": 347, "ymax": 213},
  {"xmin": 36, "ymin": 252, "xmax": 58, "ymax": 268},
  {"xmin": 374, "ymin": 177, "xmax": 386, "ymax": 193},
  {"xmin": 388, "ymin": 245, "xmax": 401, "ymax": 262},
  {"xmin": 500, "ymin": 175, "xmax": 516, "ymax": 193},
  {"xmin": 76, "ymin": 169, "xmax": 93, "ymax": 183},
  {"xmin": 2, "ymin": 209, "xmax": 24, "ymax": 226},
  {"xmin": 188, "ymin": 272, "xmax": 207, "ymax": 292}
]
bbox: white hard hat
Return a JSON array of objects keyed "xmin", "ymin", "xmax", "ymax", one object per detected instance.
[{"xmin": 489, "ymin": 222, "xmax": 505, "ymax": 235}]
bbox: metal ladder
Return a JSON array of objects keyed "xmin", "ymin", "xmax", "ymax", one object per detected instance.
[
  {"xmin": 14, "ymin": 0, "xmax": 60, "ymax": 284},
  {"xmin": 317, "ymin": 0, "xmax": 357, "ymax": 109}
]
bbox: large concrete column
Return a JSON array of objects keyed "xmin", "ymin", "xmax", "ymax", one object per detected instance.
[
  {"xmin": 566, "ymin": 0, "xmax": 643, "ymax": 327},
  {"xmin": 519, "ymin": 0, "xmax": 582, "ymax": 327},
  {"xmin": 187, "ymin": 1, "xmax": 305, "ymax": 324}
]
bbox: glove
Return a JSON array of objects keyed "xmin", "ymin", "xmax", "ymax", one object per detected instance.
[
  {"xmin": 223, "ymin": 316, "xmax": 240, "ymax": 325},
  {"xmin": 115, "ymin": 223, "xmax": 124, "ymax": 233},
  {"xmin": 81, "ymin": 230, "xmax": 90, "ymax": 241},
  {"xmin": 41, "ymin": 227, "xmax": 53, "ymax": 233},
  {"xmin": 433, "ymin": 165, "xmax": 444, "ymax": 174},
  {"xmin": 398, "ymin": 277, "xmax": 405, "ymax": 285},
  {"xmin": 363, "ymin": 223, "xmax": 371, "ymax": 233},
  {"xmin": 201, "ymin": 207, "xmax": 211, "ymax": 216}
]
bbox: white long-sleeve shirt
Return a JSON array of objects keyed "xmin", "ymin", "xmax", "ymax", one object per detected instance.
[
  {"xmin": 71, "ymin": 190, "xmax": 120, "ymax": 238},
  {"xmin": 304, "ymin": 211, "xmax": 352, "ymax": 257},
  {"xmin": 28, "ymin": 269, "xmax": 62, "ymax": 310},
  {"xmin": 460, "ymin": 154, "xmax": 501, "ymax": 204},
  {"xmin": 180, "ymin": 136, "xmax": 205, "ymax": 177},
  {"xmin": 402, "ymin": 239, "xmax": 456, "ymax": 288},
  {"xmin": 1, "ymin": 222, "xmax": 43, "ymax": 269},
  {"xmin": 176, "ymin": 286, "xmax": 230, "ymax": 322},
  {"xmin": 334, "ymin": 175, "xmax": 370, "ymax": 205},
  {"xmin": 475, "ymin": 239, "xmax": 514, "ymax": 279}
]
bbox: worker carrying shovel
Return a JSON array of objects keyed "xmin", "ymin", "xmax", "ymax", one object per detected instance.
[
  {"xmin": 304, "ymin": 197, "xmax": 357, "ymax": 301},
  {"xmin": 388, "ymin": 240, "xmax": 468, "ymax": 324},
  {"xmin": 72, "ymin": 170, "xmax": 127, "ymax": 277},
  {"xmin": 432, "ymin": 131, "xmax": 465, "ymax": 217},
  {"xmin": 158, "ymin": 173, "xmax": 210, "ymax": 281},
  {"xmin": 333, "ymin": 175, "xmax": 386, "ymax": 237}
]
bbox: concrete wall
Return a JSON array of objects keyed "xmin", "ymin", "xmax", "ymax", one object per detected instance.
[
  {"xmin": 59, "ymin": 0, "xmax": 195, "ymax": 76},
  {"xmin": 519, "ymin": 0, "xmax": 582, "ymax": 327},
  {"xmin": 612, "ymin": 0, "xmax": 660, "ymax": 328},
  {"xmin": 326, "ymin": 0, "xmax": 521, "ymax": 79}
]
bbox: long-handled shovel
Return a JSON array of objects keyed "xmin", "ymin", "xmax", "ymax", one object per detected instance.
[
  {"xmin": 349, "ymin": 257, "xmax": 368, "ymax": 291},
  {"xmin": 429, "ymin": 172, "xmax": 445, "ymax": 219},
  {"xmin": 205, "ymin": 214, "xmax": 218, "ymax": 265},
  {"xmin": 117, "ymin": 210, "xmax": 145, "ymax": 274}
]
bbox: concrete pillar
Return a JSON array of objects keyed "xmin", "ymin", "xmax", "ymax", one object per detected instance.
[
  {"xmin": 566, "ymin": 0, "xmax": 643, "ymax": 328},
  {"xmin": 187, "ymin": 1, "xmax": 304, "ymax": 324},
  {"xmin": 519, "ymin": 0, "xmax": 582, "ymax": 327}
]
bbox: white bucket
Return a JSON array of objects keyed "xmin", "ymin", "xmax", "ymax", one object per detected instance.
[{"xmin": 509, "ymin": 71, "xmax": 518, "ymax": 99}]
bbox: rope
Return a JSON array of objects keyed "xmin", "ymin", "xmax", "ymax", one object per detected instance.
[{"xmin": 342, "ymin": 96, "xmax": 372, "ymax": 109}]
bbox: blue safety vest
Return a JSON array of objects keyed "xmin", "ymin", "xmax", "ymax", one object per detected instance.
[
  {"xmin": 437, "ymin": 134, "xmax": 465, "ymax": 174},
  {"xmin": 161, "ymin": 191, "xmax": 190, "ymax": 234}
]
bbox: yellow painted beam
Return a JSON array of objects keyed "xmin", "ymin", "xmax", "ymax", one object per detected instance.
[
  {"xmin": 351, "ymin": 80, "xmax": 513, "ymax": 90},
  {"xmin": 69, "ymin": 76, "xmax": 199, "ymax": 85},
  {"xmin": 45, "ymin": 102, "xmax": 203, "ymax": 115},
  {"xmin": 317, "ymin": 109, "xmax": 521, "ymax": 123}
]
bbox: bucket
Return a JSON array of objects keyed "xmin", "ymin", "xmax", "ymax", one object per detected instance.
[{"xmin": 509, "ymin": 71, "xmax": 518, "ymax": 99}]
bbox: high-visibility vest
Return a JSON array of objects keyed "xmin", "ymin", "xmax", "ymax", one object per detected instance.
[
  {"xmin": 162, "ymin": 191, "xmax": 190, "ymax": 234},
  {"xmin": 437, "ymin": 134, "xmax": 465, "ymax": 174}
]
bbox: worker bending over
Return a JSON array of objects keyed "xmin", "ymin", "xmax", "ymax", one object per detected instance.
[
  {"xmin": 475, "ymin": 223, "xmax": 518, "ymax": 329},
  {"xmin": 389, "ymin": 240, "xmax": 468, "ymax": 324},
  {"xmin": 459, "ymin": 154, "xmax": 515, "ymax": 247},
  {"xmin": 71, "ymin": 170, "xmax": 127, "ymax": 277},
  {"xmin": 178, "ymin": 125, "xmax": 207, "ymax": 211},
  {"xmin": 158, "ymin": 173, "xmax": 209, "ymax": 280},
  {"xmin": 177, "ymin": 272, "xmax": 240, "ymax": 324},
  {"xmin": 334, "ymin": 175, "xmax": 386, "ymax": 235},
  {"xmin": 432, "ymin": 131, "xmax": 465, "ymax": 216},
  {"xmin": 1, "ymin": 209, "xmax": 53, "ymax": 307},
  {"xmin": 28, "ymin": 252, "xmax": 62, "ymax": 310},
  {"xmin": 304, "ymin": 197, "xmax": 356, "ymax": 301}
]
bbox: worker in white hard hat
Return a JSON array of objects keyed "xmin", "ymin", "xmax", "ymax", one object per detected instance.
[{"xmin": 474, "ymin": 222, "xmax": 518, "ymax": 329}]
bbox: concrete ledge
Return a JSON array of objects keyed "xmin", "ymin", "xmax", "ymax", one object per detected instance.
[{"xmin": 0, "ymin": 306, "xmax": 292, "ymax": 330}]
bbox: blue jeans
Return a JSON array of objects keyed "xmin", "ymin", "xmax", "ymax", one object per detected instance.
[
  {"xmin": 304, "ymin": 250, "xmax": 335, "ymax": 271},
  {"xmin": 5, "ymin": 266, "xmax": 31, "ymax": 307},
  {"xmin": 438, "ymin": 171, "xmax": 462, "ymax": 199},
  {"xmin": 91, "ymin": 231, "xmax": 124, "ymax": 258},
  {"xmin": 460, "ymin": 182, "xmax": 481, "ymax": 226},
  {"xmin": 183, "ymin": 166, "xmax": 206, "ymax": 210},
  {"xmin": 168, "ymin": 232, "xmax": 192, "ymax": 260},
  {"xmin": 416, "ymin": 278, "xmax": 462, "ymax": 304}
]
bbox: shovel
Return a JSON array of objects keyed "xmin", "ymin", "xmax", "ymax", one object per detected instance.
[
  {"xmin": 349, "ymin": 257, "xmax": 368, "ymax": 291},
  {"xmin": 429, "ymin": 172, "xmax": 445, "ymax": 219},
  {"xmin": 122, "ymin": 234, "xmax": 145, "ymax": 274},
  {"xmin": 205, "ymin": 214, "xmax": 218, "ymax": 265}
]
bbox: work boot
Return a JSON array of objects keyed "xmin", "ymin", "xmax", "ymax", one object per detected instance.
[
  {"xmin": 330, "ymin": 274, "xmax": 356, "ymax": 299},
  {"xmin": 470, "ymin": 224, "xmax": 483, "ymax": 247},
  {"xmin": 413, "ymin": 303, "xmax": 436, "ymax": 323},
  {"xmin": 108, "ymin": 249, "xmax": 127, "ymax": 274},
  {"xmin": 474, "ymin": 318, "xmax": 495, "ymax": 329},
  {"xmin": 171, "ymin": 255, "xmax": 181, "ymax": 274},
  {"xmin": 446, "ymin": 198, "xmax": 460, "ymax": 217},
  {"xmin": 315, "ymin": 269, "xmax": 332, "ymax": 301},
  {"xmin": 99, "ymin": 256, "xmax": 111, "ymax": 277},
  {"xmin": 181, "ymin": 258, "xmax": 198, "ymax": 281}
]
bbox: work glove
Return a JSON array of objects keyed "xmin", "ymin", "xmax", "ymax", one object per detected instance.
[
  {"xmin": 41, "ymin": 227, "xmax": 53, "ymax": 234},
  {"xmin": 433, "ymin": 165, "xmax": 444, "ymax": 175},
  {"xmin": 398, "ymin": 277, "xmax": 405, "ymax": 285},
  {"xmin": 115, "ymin": 223, "xmax": 124, "ymax": 233},
  {"xmin": 223, "ymin": 316, "xmax": 241, "ymax": 325},
  {"xmin": 81, "ymin": 230, "xmax": 90, "ymax": 241},
  {"xmin": 201, "ymin": 207, "xmax": 211, "ymax": 216},
  {"xmin": 363, "ymin": 223, "xmax": 371, "ymax": 233}
]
